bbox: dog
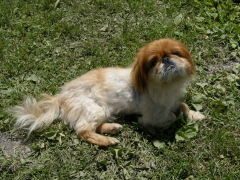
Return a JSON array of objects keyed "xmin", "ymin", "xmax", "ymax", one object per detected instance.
[{"xmin": 13, "ymin": 39, "xmax": 205, "ymax": 146}]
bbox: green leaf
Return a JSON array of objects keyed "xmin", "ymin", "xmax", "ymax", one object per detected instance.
[
  {"xmin": 97, "ymin": 160, "xmax": 107, "ymax": 166},
  {"xmin": 174, "ymin": 14, "xmax": 183, "ymax": 25},
  {"xmin": 55, "ymin": 0, "xmax": 61, "ymax": 8},
  {"xmin": 195, "ymin": 16, "xmax": 205, "ymax": 22},
  {"xmin": 192, "ymin": 93, "xmax": 205, "ymax": 103},
  {"xmin": 98, "ymin": 160, "xmax": 107, "ymax": 165},
  {"xmin": 231, "ymin": 51, "xmax": 237, "ymax": 57},
  {"xmin": 211, "ymin": 100, "xmax": 228, "ymax": 112},
  {"xmin": 100, "ymin": 23, "xmax": 109, "ymax": 32},
  {"xmin": 186, "ymin": 118, "xmax": 196, "ymax": 126},
  {"xmin": 206, "ymin": 29, "xmax": 213, "ymax": 34},
  {"xmin": 230, "ymin": 39, "xmax": 238, "ymax": 49},
  {"xmin": 44, "ymin": 131, "xmax": 57, "ymax": 140},
  {"xmin": 192, "ymin": 103, "xmax": 203, "ymax": 111},
  {"xmin": 184, "ymin": 127, "xmax": 198, "ymax": 138},
  {"xmin": 73, "ymin": 138, "xmax": 80, "ymax": 145},
  {"xmin": 175, "ymin": 121, "xmax": 199, "ymax": 142},
  {"xmin": 215, "ymin": 84, "xmax": 226, "ymax": 92},
  {"xmin": 20, "ymin": 158, "xmax": 26, "ymax": 164},
  {"xmin": 0, "ymin": 88, "xmax": 14, "ymax": 95},
  {"xmin": 211, "ymin": 13, "xmax": 218, "ymax": 19},
  {"xmin": 234, "ymin": 26, "xmax": 240, "ymax": 34},
  {"xmin": 175, "ymin": 134, "xmax": 185, "ymax": 142},
  {"xmin": 153, "ymin": 140, "xmax": 165, "ymax": 149},
  {"xmin": 196, "ymin": 83, "xmax": 208, "ymax": 88},
  {"xmin": 123, "ymin": 160, "xmax": 131, "ymax": 166},
  {"xmin": 70, "ymin": 42, "xmax": 81, "ymax": 49},
  {"xmin": 236, "ymin": 79, "xmax": 240, "ymax": 87},
  {"xmin": 174, "ymin": 31, "xmax": 183, "ymax": 37},
  {"xmin": 233, "ymin": 63, "xmax": 240, "ymax": 74},
  {"xmin": 204, "ymin": 2, "xmax": 213, "ymax": 6},
  {"xmin": 176, "ymin": 127, "xmax": 197, "ymax": 142},
  {"xmin": 26, "ymin": 74, "xmax": 40, "ymax": 82},
  {"xmin": 57, "ymin": 135, "xmax": 62, "ymax": 145},
  {"xmin": 108, "ymin": 148, "xmax": 123, "ymax": 159}
]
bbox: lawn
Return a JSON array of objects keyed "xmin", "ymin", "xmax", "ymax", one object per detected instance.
[{"xmin": 0, "ymin": 0, "xmax": 239, "ymax": 179}]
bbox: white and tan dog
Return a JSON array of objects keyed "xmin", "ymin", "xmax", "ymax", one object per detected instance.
[{"xmin": 13, "ymin": 39, "xmax": 205, "ymax": 146}]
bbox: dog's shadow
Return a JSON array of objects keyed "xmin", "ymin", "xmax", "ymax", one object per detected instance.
[
  {"xmin": 15, "ymin": 114, "xmax": 185, "ymax": 149},
  {"xmin": 117, "ymin": 114, "xmax": 185, "ymax": 144}
]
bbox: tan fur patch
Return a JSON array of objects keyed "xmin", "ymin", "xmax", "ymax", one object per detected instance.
[{"xmin": 78, "ymin": 130, "xmax": 119, "ymax": 146}]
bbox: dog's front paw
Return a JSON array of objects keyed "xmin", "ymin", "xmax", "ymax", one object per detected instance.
[{"xmin": 189, "ymin": 110, "xmax": 205, "ymax": 121}]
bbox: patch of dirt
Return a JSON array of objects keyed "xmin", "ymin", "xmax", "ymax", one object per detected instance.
[
  {"xmin": 208, "ymin": 61, "xmax": 239, "ymax": 75},
  {"xmin": 0, "ymin": 133, "xmax": 31, "ymax": 157}
]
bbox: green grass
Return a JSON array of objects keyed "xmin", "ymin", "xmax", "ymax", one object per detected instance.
[{"xmin": 1, "ymin": 0, "xmax": 239, "ymax": 179}]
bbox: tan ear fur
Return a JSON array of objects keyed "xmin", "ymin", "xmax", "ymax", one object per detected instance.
[
  {"xmin": 176, "ymin": 42, "xmax": 195, "ymax": 75},
  {"xmin": 131, "ymin": 47, "xmax": 149, "ymax": 92}
]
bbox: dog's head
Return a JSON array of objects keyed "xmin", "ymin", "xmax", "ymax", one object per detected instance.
[{"xmin": 131, "ymin": 39, "xmax": 195, "ymax": 92}]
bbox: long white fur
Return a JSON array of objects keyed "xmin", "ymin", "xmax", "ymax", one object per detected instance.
[
  {"xmin": 13, "ymin": 95, "xmax": 60, "ymax": 137},
  {"xmin": 13, "ymin": 66, "xmax": 188, "ymax": 134}
]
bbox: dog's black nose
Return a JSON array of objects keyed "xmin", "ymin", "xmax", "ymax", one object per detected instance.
[{"xmin": 163, "ymin": 57, "xmax": 170, "ymax": 64}]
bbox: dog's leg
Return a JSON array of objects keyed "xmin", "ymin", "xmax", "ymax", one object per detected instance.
[
  {"xmin": 96, "ymin": 123, "xmax": 122, "ymax": 134},
  {"xmin": 73, "ymin": 104, "xmax": 120, "ymax": 146},
  {"xmin": 77, "ymin": 130, "xmax": 119, "ymax": 146},
  {"xmin": 78, "ymin": 123, "xmax": 122, "ymax": 146},
  {"xmin": 180, "ymin": 102, "xmax": 205, "ymax": 121}
]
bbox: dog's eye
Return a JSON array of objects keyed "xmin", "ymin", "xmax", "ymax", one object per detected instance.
[
  {"xmin": 150, "ymin": 57, "xmax": 158, "ymax": 67},
  {"xmin": 172, "ymin": 52, "xmax": 181, "ymax": 57}
]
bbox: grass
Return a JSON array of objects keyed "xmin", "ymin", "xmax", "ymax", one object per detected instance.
[{"xmin": 0, "ymin": 0, "xmax": 239, "ymax": 179}]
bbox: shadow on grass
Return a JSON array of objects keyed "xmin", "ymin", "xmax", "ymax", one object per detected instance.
[
  {"xmin": 116, "ymin": 113, "xmax": 186, "ymax": 144},
  {"xmin": 9, "ymin": 113, "xmax": 186, "ymax": 154}
]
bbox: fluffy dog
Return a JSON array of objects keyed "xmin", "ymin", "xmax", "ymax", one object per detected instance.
[{"xmin": 13, "ymin": 39, "xmax": 205, "ymax": 146}]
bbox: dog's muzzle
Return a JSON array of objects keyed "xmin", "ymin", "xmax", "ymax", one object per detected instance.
[{"xmin": 162, "ymin": 57, "xmax": 175, "ymax": 71}]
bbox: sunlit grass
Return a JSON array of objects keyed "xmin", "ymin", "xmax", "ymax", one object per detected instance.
[{"xmin": 1, "ymin": 0, "xmax": 239, "ymax": 179}]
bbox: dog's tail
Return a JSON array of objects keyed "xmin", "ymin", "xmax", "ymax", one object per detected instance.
[{"xmin": 12, "ymin": 94, "xmax": 61, "ymax": 137}]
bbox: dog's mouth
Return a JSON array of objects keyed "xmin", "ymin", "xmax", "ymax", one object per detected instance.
[{"xmin": 164, "ymin": 63, "xmax": 175, "ymax": 71}]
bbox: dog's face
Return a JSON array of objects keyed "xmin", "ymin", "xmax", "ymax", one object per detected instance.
[{"xmin": 131, "ymin": 39, "xmax": 195, "ymax": 92}]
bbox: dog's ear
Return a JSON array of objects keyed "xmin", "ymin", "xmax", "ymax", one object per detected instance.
[
  {"xmin": 175, "ymin": 41, "xmax": 195, "ymax": 75},
  {"xmin": 131, "ymin": 47, "xmax": 149, "ymax": 93}
]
